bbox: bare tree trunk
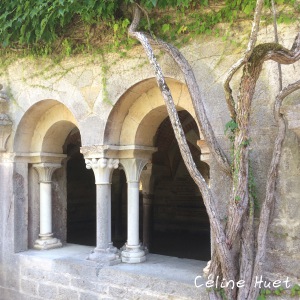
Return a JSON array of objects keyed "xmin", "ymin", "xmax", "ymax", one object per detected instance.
[
  {"xmin": 129, "ymin": 2, "xmax": 300, "ymax": 299},
  {"xmin": 248, "ymin": 80, "xmax": 300, "ymax": 300},
  {"xmin": 129, "ymin": 6, "xmax": 236, "ymax": 299}
]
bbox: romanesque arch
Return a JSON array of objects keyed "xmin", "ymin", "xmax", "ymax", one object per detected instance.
[
  {"xmin": 13, "ymin": 100, "xmax": 86, "ymax": 252},
  {"xmin": 104, "ymin": 77, "xmax": 201, "ymax": 146},
  {"xmin": 104, "ymin": 78, "xmax": 211, "ymax": 261},
  {"xmin": 14, "ymin": 100, "xmax": 77, "ymax": 153}
]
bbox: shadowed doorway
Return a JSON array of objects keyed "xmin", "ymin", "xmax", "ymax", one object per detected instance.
[
  {"xmin": 150, "ymin": 110, "xmax": 211, "ymax": 261},
  {"xmin": 64, "ymin": 128, "xmax": 96, "ymax": 246}
]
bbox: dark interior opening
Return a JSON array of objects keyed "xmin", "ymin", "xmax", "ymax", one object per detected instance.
[
  {"xmin": 111, "ymin": 169, "xmax": 128, "ymax": 248},
  {"xmin": 64, "ymin": 128, "xmax": 96, "ymax": 246},
  {"xmin": 150, "ymin": 110, "xmax": 211, "ymax": 260}
]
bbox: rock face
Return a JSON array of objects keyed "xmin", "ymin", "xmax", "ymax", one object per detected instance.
[{"xmin": 0, "ymin": 24, "xmax": 300, "ymax": 299}]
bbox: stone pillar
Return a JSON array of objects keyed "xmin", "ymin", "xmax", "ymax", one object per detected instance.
[
  {"xmin": 33, "ymin": 163, "xmax": 62, "ymax": 250},
  {"xmin": 85, "ymin": 157, "xmax": 120, "ymax": 265},
  {"xmin": 140, "ymin": 163, "xmax": 153, "ymax": 251},
  {"xmin": 120, "ymin": 158, "xmax": 148, "ymax": 263}
]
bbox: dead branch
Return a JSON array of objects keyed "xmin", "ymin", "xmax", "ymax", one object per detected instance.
[
  {"xmin": 271, "ymin": 0, "xmax": 283, "ymax": 91},
  {"xmin": 129, "ymin": 8, "xmax": 232, "ymax": 176},
  {"xmin": 223, "ymin": 0, "xmax": 265, "ymax": 121},
  {"xmin": 248, "ymin": 79, "xmax": 300, "ymax": 300},
  {"xmin": 129, "ymin": 6, "xmax": 236, "ymax": 299}
]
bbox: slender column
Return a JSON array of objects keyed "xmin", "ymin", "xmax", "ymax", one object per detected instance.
[
  {"xmin": 85, "ymin": 157, "xmax": 120, "ymax": 265},
  {"xmin": 33, "ymin": 163, "xmax": 62, "ymax": 250},
  {"xmin": 120, "ymin": 158, "xmax": 148, "ymax": 263}
]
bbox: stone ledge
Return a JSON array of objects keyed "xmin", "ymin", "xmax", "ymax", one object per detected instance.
[{"xmin": 17, "ymin": 244, "xmax": 209, "ymax": 300}]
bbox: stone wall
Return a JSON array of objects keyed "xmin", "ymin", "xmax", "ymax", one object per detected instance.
[
  {"xmin": 1, "ymin": 246, "xmax": 207, "ymax": 300},
  {"xmin": 0, "ymin": 23, "xmax": 300, "ymax": 299}
]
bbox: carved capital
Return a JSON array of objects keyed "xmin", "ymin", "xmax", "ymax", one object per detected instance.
[
  {"xmin": 33, "ymin": 163, "xmax": 61, "ymax": 183},
  {"xmin": 120, "ymin": 158, "xmax": 149, "ymax": 183},
  {"xmin": 85, "ymin": 158, "xmax": 119, "ymax": 184}
]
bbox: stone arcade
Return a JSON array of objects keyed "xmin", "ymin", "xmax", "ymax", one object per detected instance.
[{"xmin": 0, "ymin": 26, "xmax": 300, "ymax": 299}]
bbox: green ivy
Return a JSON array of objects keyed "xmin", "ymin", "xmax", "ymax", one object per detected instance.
[{"xmin": 0, "ymin": 0, "xmax": 298, "ymax": 57}]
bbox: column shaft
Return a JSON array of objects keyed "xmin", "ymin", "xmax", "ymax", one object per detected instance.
[
  {"xmin": 108, "ymin": 189, "xmax": 112, "ymax": 245},
  {"xmin": 33, "ymin": 163, "xmax": 62, "ymax": 250},
  {"xmin": 120, "ymin": 158, "xmax": 148, "ymax": 263},
  {"xmin": 40, "ymin": 182, "xmax": 52, "ymax": 235},
  {"xmin": 127, "ymin": 182, "xmax": 140, "ymax": 246},
  {"xmin": 84, "ymin": 157, "xmax": 120, "ymax": 264},
  {"xmin": 96, "ymin": 184, "xmax": 110, "ymax": 250}
]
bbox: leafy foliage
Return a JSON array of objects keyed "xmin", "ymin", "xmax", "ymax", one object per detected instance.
[
  {"xmin": 0, "ymin": 0, "xmax": 298, "ymax": 56},
  {"xmin": 0, "ymin": 0, "xmax": 120, "ymax": 46}
]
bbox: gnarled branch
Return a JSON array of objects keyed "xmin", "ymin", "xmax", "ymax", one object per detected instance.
[
  {"xmin": 129, "ymin": 6, "xmax": 236, "ymax": 299},
  {"xmin": 129, "ymin": 6, "xmax": 232, "ymax": 176},
  {"xmin": 223, "ymin": 0, "xmax": 265, "ymax": 121}
]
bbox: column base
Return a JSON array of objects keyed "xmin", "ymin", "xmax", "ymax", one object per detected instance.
[
  {"xmin": 87, "ymin": 248, "xmax": 121, "ymax": 266},
  {"xmin": 108, "ymin": 242, "xmax": 118, "ymax": 253},
  {"xmin": 121, "ymin": 243, "xmax": 146, "ymax": 263},
  {"xmin": 34, "ymin": 234, "xmax": 62, "ymax": 250},
  {"xmin": 142, "ymin": 245, "xmax": 149, "ymax": 255}
]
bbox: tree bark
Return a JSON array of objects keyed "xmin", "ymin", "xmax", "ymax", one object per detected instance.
[
  {"xmin": 129, "ymin": 6, "xmax": 236, "ymax": 299},
  {"xmin": 129, "ymin": 3, "xmax": 300, "ymax": 299}
]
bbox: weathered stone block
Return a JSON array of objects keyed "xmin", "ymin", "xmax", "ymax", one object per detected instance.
[
  {"xmin": 57, "ymin": 287, "xmax": 79, "ymax": 300},
  {"xmin": 107, "ymin": 285, "xmax": 128, "ymax": 298},
  {"xmin": 71, "ymin": 278, "xmax": 107, "ymax": 294},
  {"xmin": 38, "ymin": 282, "xmax": 58, "ymax": 299},
  {"xmin": 79, "ymin": 291, "xmax": 99, "ymax": 300},
  {"xmin": 22, "ymin": 268, "xmax": 70, "ymax": 286},
  {"xmin": 20, "ymin": 279, "xmax": 38, "ymax": 296}
]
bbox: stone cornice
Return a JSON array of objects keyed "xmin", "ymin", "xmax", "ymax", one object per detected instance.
[
  {"xmin": 13, "ymin": 152, "xmax": 67, "ymax": 164},
  {"xmin": 80, "ymin": 144, "xmax": 157, "ymax": 160}
]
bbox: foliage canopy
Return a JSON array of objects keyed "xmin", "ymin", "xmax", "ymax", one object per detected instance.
[{"xmin": 0, "ymin": 0, "xmax": 298, "ymax": 56}]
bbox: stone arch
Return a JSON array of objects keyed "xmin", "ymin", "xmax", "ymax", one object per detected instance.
[
  {"xmin": 104, "ymin": 77, "xmax": 201, "ymax": 146},
  {"xmin": 104, "ymin": 78, "xmax": 210, "ymax": 261},
  {"xmin": 13, "ymin": 99, "xmax": 82, "ymax": 252},
  {"xmin": 14, "ymin": 99, "xmax": 78, "ymax": 153}
]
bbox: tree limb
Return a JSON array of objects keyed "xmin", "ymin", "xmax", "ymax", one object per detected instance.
[
  {"xmin": 271, "ymin": 0, "xmax": 283, "ymax": 91},
  {"xmin": 223, "ymin": 0, "xmax": 264, "ymax": 121},
  {"xmin": 129, "ymin": 7, "xmax": 232, "ymax": 176},
  {"xmin": 129, "ymin": 6, "xmax": 236, "ymax": 299},
  {"xmin": 225, "ymin": 34, "xmax": 300, "ymax": 248},
  {"xmin": 248, "ymin": 79, "xmax": 300, "ymax": 300}
]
